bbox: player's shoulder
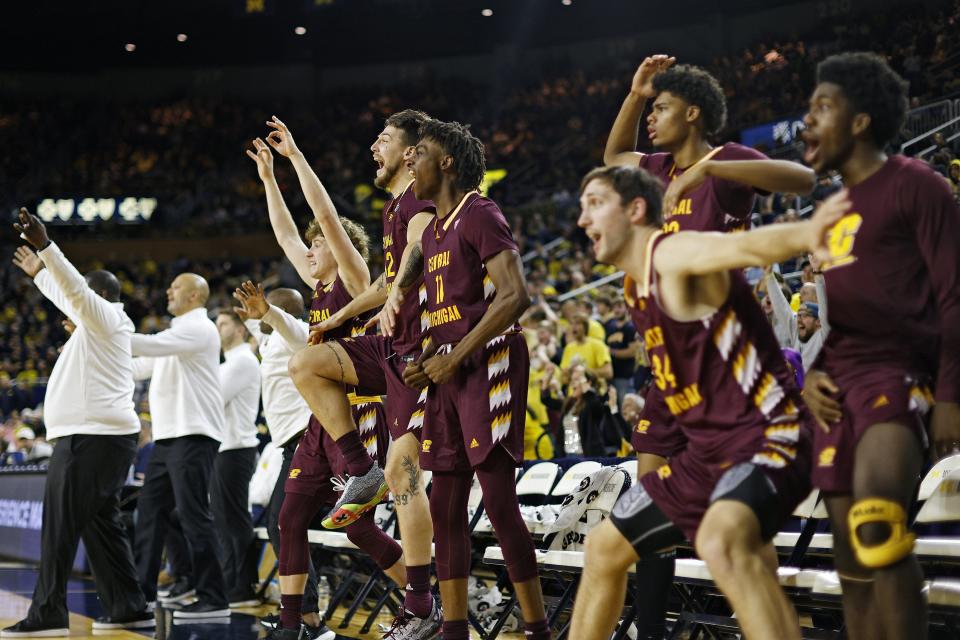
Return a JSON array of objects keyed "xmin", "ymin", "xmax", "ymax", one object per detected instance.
[
  {"xmin": 714, "ymin": 142, "xmax": 767, "ymax": 161},
  {"xmin": 888, "ymin": 154, "xmax": 946, "ymax": 183},
  {"xmin": 887, "ymin": 155, "xmax": 955, "ymax": 204},
  {"xmin": 398, "ymin": 187, "xmax": 436, "ymax": 218},
  {"xmin": 463, "ymin": 193, "xmax": 506, "ymax": 221},
  {"xmin": 639, "ymin": 152, "xmax": 673, "ymax": 173}
]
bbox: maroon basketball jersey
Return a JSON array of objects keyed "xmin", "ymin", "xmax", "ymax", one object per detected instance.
[
  {"xmin": 639, "ymin": 142, "xmax": 767, "ymax": 233},
  {"xmin": 382, "ymin": 181, "xmax": 436, "ymax": 356},
  {"xmin": 420, "ymin": 192, "xmax": 520, "ymax": 345},
  {"xmin": 815, "ymin": 155, "xmax": 960, "ymax": 402},
  {"xmin": 634, "ymin": 232, "xmax": 810, "ymax": 463},
  {"xmin": 309, "ymin": 275, "xmax": 372, "ymax": 341}
]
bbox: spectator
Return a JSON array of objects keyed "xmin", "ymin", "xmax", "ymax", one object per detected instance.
[
  {"xmin": 559, "ymin": 315, "xmax": 613, "ymax": 385},
  {"xmin": 13, "ymin": 426, "xmax": 53, "ymax": 464},
  {"xmin": 602, "ymin": 298, "xmax": 640, "ymax": 408},
  {"xmin": 764, "ymin": 262, "xmax": 830, "ymax": 370}
]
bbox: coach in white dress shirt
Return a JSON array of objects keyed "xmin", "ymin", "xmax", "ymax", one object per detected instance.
[
  {"xmin": 2, "ymin": 209, "xmax": 152, "ymax": 638},
  {"xmin": 210, "ymin": 310, "xmax": 261, "ymax": 606},
  {"xmin": 131, "ymin": 273, "xmax": 230, "ymax": 620}
]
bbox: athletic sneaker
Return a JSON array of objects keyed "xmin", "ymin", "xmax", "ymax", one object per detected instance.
[
  {"xmin": 265, "ymin": 625, "xmax": 309, "ymax": 639},
  {"xmin": 0, "ymin": 618, "xmax": 69, "ymax": 638},
  {"xmin": 322, "ymin": 463, "xmax": 390, "ymax": 529},
  {"xmin": 382, "ymin": 597, "xmax": 443, "ymax": 639},
  {"xmin": 171, "ymin": 601, "xmax": 231, "ymax": 620},
  {"xmin": 303, "ymin": 623, "xmax": 336, "ymax": 640},
  {"xmin": 91, "ymin": 610, "xmax": 155, "ymax": 630},
  {"xmin": 228, "ymin": 590, "xmax": 261, "ymax": 608},
  {"xmin": 157, "ymin": 577, "xmax": 195, "ymax": 605},
  {"xmin": 260, "ymin": 612, "xmax": 280, "ymax": 629}
]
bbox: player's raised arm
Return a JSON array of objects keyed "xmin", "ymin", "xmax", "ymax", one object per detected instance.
[
  {"xmin": 246, "ymin": 138, "xmax": 317, "ymax": 288},
  {"xmin": 654, "ymin": 189, "xmax": 851, "ymax": 278},
  {"xmin": 266, "ymin": 116, "xmax": 370, "ymax": 297},
  {"xmin": 604, "ymin": 55, "xmax": 675, "ymax": 167}
]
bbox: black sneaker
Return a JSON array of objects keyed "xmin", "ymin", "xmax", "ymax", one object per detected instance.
[
  {"xmin": 264, "ymin": 626, "xmax": 307, "ymax": 639},
  {"xmin": 157, "ymin": 577, "xmax": 195, "ymax": 605},
  {"xmin": 171, "ymin": 601, "xmax": 231, "ymax": 620},
  {"xmin": 91, "ymin": 610, "xmax": 155, "ymax": 630},
  {"xmin": 260, "ymin": 612, "xmax": 280, "ymax": 629},
  {"xmin": 303, "ymin": 622, "xmax": 336, "ymax": 640},
  {"xmin": 0, "ymin": 618, "xmax": 69, "ymax": 638}
]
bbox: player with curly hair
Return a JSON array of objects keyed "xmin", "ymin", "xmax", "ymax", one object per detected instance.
[{"xmin": 801, "ymin": 52, "xmax": 960, "ymax": 640}]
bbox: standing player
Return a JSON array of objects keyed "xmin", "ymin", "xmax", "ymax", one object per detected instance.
[
  {"xmin": 287, "ymin": 110, "xmax": 442, "ymax": 636},
  {"xmin": 571, "ymin": 164, "xmax": 849, "ymax": 639},
  {"xmin": 246, "ymin": 123, "xmax": 401, "ymax": 639},
  {"xmin": 604, "ymin": 56, "xmax": 815, "ymax": 637},
  {"xmin": 400, "ymin": 120, "xmax": 550, "ymax": 640},
  {"xmin": 799, "ymin": 52, "xmax": 960, "ymax": 640}
]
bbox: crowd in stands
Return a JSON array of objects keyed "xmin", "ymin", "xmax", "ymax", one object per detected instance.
[{"xmin": 3, "ymin": 0, "xmax": 959, "ymax": 462}]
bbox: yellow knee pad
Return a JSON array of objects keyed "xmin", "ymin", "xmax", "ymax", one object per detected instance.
[{"xmin": 848, "ymin": 498, "xmax": 915, "ymax": 569}]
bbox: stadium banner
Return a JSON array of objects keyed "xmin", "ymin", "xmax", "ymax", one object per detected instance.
[
  {"xmin": 0, "ymin": 471, "xmax": 86, "ymax": 570},
  {"xmin": 740, "ymin": 115, "xmax": 805, "ymax": 149}
]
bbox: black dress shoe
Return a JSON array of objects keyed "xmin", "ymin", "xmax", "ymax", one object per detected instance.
[
  {"xmin": 1, "ymin": 618, "xmax": 70, "ymax": 638},
  {"xmin": 92, "ymin": 610, "xmax": 156, "ymax": 630},
  {"xmin": 171, "ymin": 601, "xmax": 231, "ymax": 619}
]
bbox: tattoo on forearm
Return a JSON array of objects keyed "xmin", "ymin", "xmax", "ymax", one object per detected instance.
[
  {"xmin": 375, "ymin": 272, "xmax": 386, "ymax": 291},
  {"xmin": 396, "ymin": 245, "xmax": 424, "ymax": 289}
]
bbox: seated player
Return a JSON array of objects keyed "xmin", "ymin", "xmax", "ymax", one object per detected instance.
[
  {"xmin": 570, "ymin": 164, "xmax": 851, "ymax": 639},
  {"xmin": 800, "ymin": 52, "xmax": 960, "ymax": 640}
]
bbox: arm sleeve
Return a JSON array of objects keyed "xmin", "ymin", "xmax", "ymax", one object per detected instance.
[
  {"xmin": 132, "ymin": 357, "xmax": 156, "ymax": 381},
  {"xmin": 712, "ymin": 144, "xmax": 770, "ymax": 217},
  {"xmin": 244, "ymin": 319, "xmax": 265, "ymax": 346},
  {"xmin": 131, "ymin": 321, "xmax": 208, "ymax": 357},
  {"xmin": 910, "ymin": 166, "xmax": 960, "ymax": 401},
  {"xmin": 33, "ymin": 269, "xmax": 82, "ymax": 326},
  {"xmin": 38, "ymin": 242, "xmax": 120, "ymax": 335},
  {"xmin": 814, "ymin": 274, "xmax": 829, "ymax": 335},
  {"xmin": 262, "ymin": 305, "xmax": 309, "ymax": 350},
  {"xmin": 460, "ymin": 198, "xmax": 519, "ymax": 262},
  {"xmin": 765, "ymin": 273, "xmax": 798, "ymax": 347}
]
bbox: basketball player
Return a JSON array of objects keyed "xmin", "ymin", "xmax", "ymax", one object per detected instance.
[
  {"xmin": 287, "ymin": 110, "xmax": 442, "ymax": 636},
  {"xmin": 400, "ymin": 120, "xmax": 550, "ymax": 640},
  {"xmin": 246, "ymin": 124, "xmax": 402, "ymax": 639},
  {"xmin": 800, "ymin": 52, "xmax": 960, "ymax": 640},
  {"xmin": 571, "ymin": 164, "xmax": 850, "ymax": 639},
  {"xmin": 604, "ymin": 55, "xmax": 816, "ymax": 637}
]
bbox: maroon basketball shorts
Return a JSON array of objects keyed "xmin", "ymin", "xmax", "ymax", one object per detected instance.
[
  {"xmin": 336, "ymin": 334, "xmax": 426, "ymax": 441},
  {"xmin": 812, "ymin": 364, "xmax": 933, "ymax": 493},
  {"xmin": 631, "ymin": 384, "xmax": 688, "ymax": 458},
  {"xmin": 285, "ymin": 397, "xmax": 389, "ymax": 499},
  {"xmin": 613, "ymin": 418, "xmax": 813, "ymax": 548},
  {"xmin": 420, "ymin": 333, "xmax": 528, "ymax": 472}
]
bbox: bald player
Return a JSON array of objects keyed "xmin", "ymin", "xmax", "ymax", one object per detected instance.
[{"xmin": 131, "ymin": 272, "xmax": 231, "ymax": 620}]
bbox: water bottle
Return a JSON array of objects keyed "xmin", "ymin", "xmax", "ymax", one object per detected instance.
[
  {"xmin": 317, "ymin": 576, "xmax": 331, "ymax": 614},
  {"xmin": 562, "ymin": 413, "xmax": 582, "ymax": 455}
]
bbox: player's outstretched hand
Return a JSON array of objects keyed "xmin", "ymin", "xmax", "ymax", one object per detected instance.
[
  {"xmin": 265, "ymin": 116, "xmax": 301, "ymax": 158},
  {"xmin": 631, "ymin": 55, "xmax": 676, "ymax": 98},
  {"xmin": 803, "ymin": 369, "xmax": 842, "ymax": 433},
  {"xmin": 807, "ymin": 189, "xmax": 850, "ymax": 264},
  {"xmin": 931, "ymin": 401, "xmax": 960, "ymax": 462},
  {"xmin": 662, "ymin": 160, "xmax": 708, "ymax": 218},
  {"xmin": 13, "ymin": 207, "xmax": 50, "ymax": 251},
  {"xmin": 246, "ymin": 138, "xmax": 275, "ymax": 182},
  {"xmin": 12, "ymin": 246, "xmax": 44, "ymax": 279},
  {"xmin": 233, "ymin": 281, "xmax": 269, "ymax": 320}
]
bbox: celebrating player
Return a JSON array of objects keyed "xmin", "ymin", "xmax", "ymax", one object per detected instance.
[
  {"xmin": 287, "ymin": 110, "xmax": 443, "ymax": 636},
  {"xmin": 399, "ymin": 120, "xmax": 551, "ymax": 640},
  {"xmin": 800, "ymin": 52, "xmax": 960, "ymax": 640},
  {"xmin": 570, "ymin": 164, "xmax": 850, "ymax": 639}
]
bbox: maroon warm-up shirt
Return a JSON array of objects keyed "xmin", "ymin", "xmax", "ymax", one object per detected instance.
[
  {"xmin": 420, "ymin": 192, "xmax": 520, "ymax": 346},
  {"xmin": 815, "ymin": 155, "xmax": 960, "ymax": 403},
  {"xmin": 382, "ymin": 182, "xmax": 436, "ymax": 356}
]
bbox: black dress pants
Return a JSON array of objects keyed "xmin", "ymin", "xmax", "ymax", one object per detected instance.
[{"xmin": 210, "ymin": 447, "xmax": 259, "ymax": 596}]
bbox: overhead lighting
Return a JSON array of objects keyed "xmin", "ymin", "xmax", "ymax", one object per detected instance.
[
  {"xmin": 125, "ymin": 43, "xmax": 136, "ymax": 52},
  {"xmin": 481, "ymin": 8, "xmax": 493, "ymax": 16},
  {"xmin": 561, "ymin": 0, "xmax": 572, "ymax": 5},
  {"xmin": 294, "ymin": 26, "xmax": 307, "ymax": 35},
  {"xmin": 176, "ymin": 33, "xmax": 188, "ymax": 42}
]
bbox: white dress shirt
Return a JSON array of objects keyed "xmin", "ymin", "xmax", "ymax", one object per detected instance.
[
  {"xmin": 131, "ymin": 307, "xmax": 224, "ymax": 442},
  {"xmin": 33, "ymin": 242, "xmax": 140, "ymax": 439},
  {"xmin": 219, "ymin": 344, "xmax": 261, "ymax": 452},
  {"xmin": 244, "ymin": 305, "xmax": 311, "ymax": 447}
]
